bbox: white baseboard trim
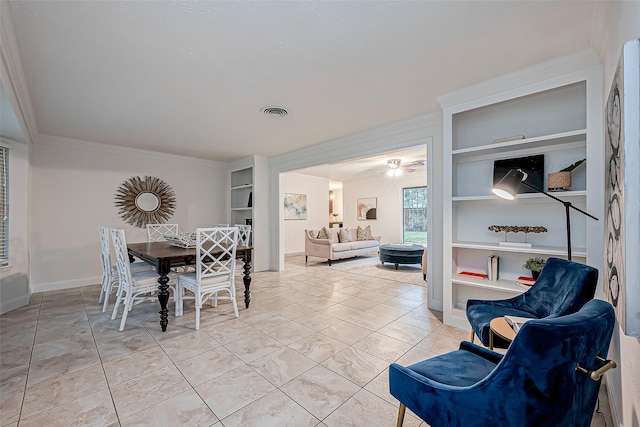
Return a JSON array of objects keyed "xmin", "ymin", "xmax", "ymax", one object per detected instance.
[
  {"xmin": 429, "ymin": 298, "xmax": 443, "ymax": 311},
  {"xmin": 604, "ymin": 374, "xmax": 622, "ymax": 427},
  {"xmin": 31, "ymin": 276, "xmax": 101, "ymax": 293},
  {"xmin": 0, "ymin": 294, "xmax": 30, "ymax": 315}
]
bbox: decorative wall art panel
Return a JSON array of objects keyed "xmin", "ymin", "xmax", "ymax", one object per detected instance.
[
  {"xmin": 604, "ymin": 38, "xmax": 640, "ymax": 337},
  {"xmin": 357, "ymin": 197, "xmax": 377, "ymax": 220},
  {"xmin": 284, "ymin": 193, "xmax": 307, "ymax": 220}
]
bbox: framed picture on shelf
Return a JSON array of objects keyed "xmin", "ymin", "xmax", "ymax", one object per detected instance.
[
  {"xmin": 283, "ymin": 193, "xmax": 307, "ymax": 220},
  {"xmin": 493, "ymin": 155, "xmax": 544, "ymax": 193}
]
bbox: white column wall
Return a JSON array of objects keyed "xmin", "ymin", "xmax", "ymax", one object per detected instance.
[
  {"xmin": 29, "ymin": 136, "xmax": 228, "ymax": 292},
  {"xmin": 594, "ymin": 2, "xmax": 640, "ymax": 425},
  {"xmin": 282, "ymin": 173, "xmax": 329, "ymax": 255},
  {"xmin": 0, "ymin": 140, "xmax": 30, "ymax": 314}
]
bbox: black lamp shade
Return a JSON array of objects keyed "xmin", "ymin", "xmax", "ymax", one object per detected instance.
[{"xmin": 492, "ymin": 168, "xmax": 527, "ymax": 200}]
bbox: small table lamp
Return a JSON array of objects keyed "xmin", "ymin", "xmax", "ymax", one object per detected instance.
[{"xmin": 492, "ymin": 168, "xmax": 598, "ymax": 260}]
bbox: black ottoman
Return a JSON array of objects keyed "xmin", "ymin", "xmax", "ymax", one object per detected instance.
[{"xmin": 379, "ymin": 244, "xmax": 425, "ymax": 270}]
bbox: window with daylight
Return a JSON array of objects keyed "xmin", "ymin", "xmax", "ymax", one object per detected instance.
[
  {"xmin": 0, "ymin": 146, "xmax": 8, "ymax": 262},
  {"xmin": 403, "ymin": 186, "xmax": 427, "ymax": 244}
]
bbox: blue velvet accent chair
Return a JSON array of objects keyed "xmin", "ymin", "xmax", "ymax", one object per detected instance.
[
  {"xmin": 389, "ymin": 299, "xmax": 616, "ymax": 427},
  {"xmin": 466, "ymin": 257, "xmax": 598, "ymax": 347}
]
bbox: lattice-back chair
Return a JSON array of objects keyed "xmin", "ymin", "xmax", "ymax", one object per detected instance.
[
  {"xmin": 98, "ymin": 226, "xmax": 152, "ymax": 313},
  {"xmin": 177, "ymin": 227, "xmax": 240, "ymax": 330},
  {"xmin": 234, "ymin": 224, "xmax": 252, "ymax": 246},
  {"xmin": 110, "ymin": 228, "xmax": 178, "ymax": 331},
  {"xmin": 147, "ymin": 223, "xmax": 179, "ymax": 242}
]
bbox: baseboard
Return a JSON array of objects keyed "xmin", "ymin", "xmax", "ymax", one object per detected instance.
[
  {"xmin": 429, "ymin": 298, "xmax": 443, "ymax": 311},
  {"xmin": 0, "ymin": 294, "xmax": 30, "ymax": 315},
  {"xmin": 31, "ymin": 276, "xmax": 100, "ymax": 293},
  {"xmin": 604, "ymin": 374, "xmax": 622, "ymax": 427}
]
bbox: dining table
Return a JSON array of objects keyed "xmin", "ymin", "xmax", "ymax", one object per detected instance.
[{"xmin": 127, "ymin": 241, "xmax": 253, "ymax": 332}]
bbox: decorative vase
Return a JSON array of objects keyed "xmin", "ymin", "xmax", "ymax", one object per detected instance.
[{"xmin": 531, "ymin": 270, "xmax": 541, "ymax": 280}]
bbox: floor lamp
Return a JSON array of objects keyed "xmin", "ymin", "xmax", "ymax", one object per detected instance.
[{"xmin": 492, "ymin": 168, "xmax": 598, "ymax": 260}]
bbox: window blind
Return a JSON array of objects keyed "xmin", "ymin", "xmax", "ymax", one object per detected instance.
[{"xmin": 0, "ymin": 146, "xmax": 8, "ymax": 261}]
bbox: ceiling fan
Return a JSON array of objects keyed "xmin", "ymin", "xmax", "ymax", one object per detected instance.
[{"xmin": 385, "ymin": 158, "xmax": 425, "ymax": 176}]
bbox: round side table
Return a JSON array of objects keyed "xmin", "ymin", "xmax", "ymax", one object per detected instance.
[{"xmin": 489, "ymin": 317, "xmax": 516, "ymax": 350}]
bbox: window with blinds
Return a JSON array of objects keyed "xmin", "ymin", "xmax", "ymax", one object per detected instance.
[{"xmin": 0, "ymin": 146, "xmax": 8, "ymax": 261}]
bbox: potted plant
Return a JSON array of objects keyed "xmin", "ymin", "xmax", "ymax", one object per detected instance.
[{"xmin": 523, "ymin": 257, "xmax": 546, "ymax": 279}]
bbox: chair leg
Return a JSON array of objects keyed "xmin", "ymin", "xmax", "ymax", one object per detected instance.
[
  {"xmin": 396, "ymin": 403, "xmax": 406, "ymax": 427},
  {"xmin": 111, "ymin": 290, "xmax": 124, "ymax": 320},
  {"xmin": 305, "ymin": 255, "xmax": 308, "ymax": 263},
  {"xmin": 195, "ymin": 293, "xmax": 202, "ymax": 330},
  {"xmin": 470, "ymin": 329, "xmax": 475, "ymax": 343},
  {"xmin": 119, "ymin": 295, "xmax": 131, "ymax": 332}
]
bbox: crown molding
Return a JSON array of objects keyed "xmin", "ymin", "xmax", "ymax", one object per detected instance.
[
  {"xmin": 0, "ymin": 2, "xmax": 38, "ymax": 142},
  {"xmin": 437, "ymin": 49, "xmax": 601, "ymax": 109},
  {"xmin": 34, "ymin": 133, "xmax": 227, "ymax": 169}
]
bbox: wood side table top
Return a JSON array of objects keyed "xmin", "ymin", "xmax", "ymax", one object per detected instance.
[{"xmin": 489, "ymin": 317, "xmax": 516, "ymax": 349}]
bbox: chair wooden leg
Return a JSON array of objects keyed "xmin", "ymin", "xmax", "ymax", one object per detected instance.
[
  {"xmin": 470, "ymin": 329, "xmax": 475, "ymax": 343},
  {"xmin": 396, "ymin": 403, "xmax": 406, "ymax": 427}
]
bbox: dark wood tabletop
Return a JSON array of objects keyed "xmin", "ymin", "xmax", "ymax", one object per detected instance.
[{"xmin": 127, "ymin": 241, "xmax": 253, "ymax": 331}]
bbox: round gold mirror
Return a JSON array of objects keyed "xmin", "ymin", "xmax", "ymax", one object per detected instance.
[{"xmin": 115, "ymin": 176, "xmax": 176, "ymax": 228}]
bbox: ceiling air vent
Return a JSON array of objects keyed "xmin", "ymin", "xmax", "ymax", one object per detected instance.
[{"xmin": 261, "ymin": 106, "xmax": 288, "ymax": 117}]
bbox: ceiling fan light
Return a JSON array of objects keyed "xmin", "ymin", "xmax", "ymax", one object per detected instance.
[{"xmin": 387, "ymin": 159, "xmax": 401, "ymax": 169}]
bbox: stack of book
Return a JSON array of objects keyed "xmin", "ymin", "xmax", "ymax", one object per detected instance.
[
  {"xmin": 516, "ymin": 276, "xmax": 536, "ymax": 286},
  {"xmin": 459, "ymin": 271, "xmax": 488, "ymax": 279}
]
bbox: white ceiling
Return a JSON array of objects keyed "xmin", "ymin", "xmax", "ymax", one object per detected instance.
[{"xmin": 4, "ymin": 1, "xmax": 597, "ymax": 162}]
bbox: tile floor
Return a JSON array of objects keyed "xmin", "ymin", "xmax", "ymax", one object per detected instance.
[{"xmin": 0, "ymin": 254, "xmax": 613, "ymax": 426}]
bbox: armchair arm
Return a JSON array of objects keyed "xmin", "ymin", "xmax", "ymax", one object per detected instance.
[{"xmin": 459, "ymin": 341, "xmax": 504, "ymax": 365}]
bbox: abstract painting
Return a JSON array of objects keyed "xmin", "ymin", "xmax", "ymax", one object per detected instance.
[
  {"xmin": 284, "ymin": 193, "xmax": 307, "ymax": 220},
  {"xmin": 604, "ymin": 37, "xmax": 640, "ymax": 337},
  {"xmin": 357, "ymin": 197, "xmax": 377, "ymax": 220}
]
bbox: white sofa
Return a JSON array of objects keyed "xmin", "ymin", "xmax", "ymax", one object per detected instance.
[{"xmin": 305, "ymin": 227, "xmax": 381, "ymax": 265}]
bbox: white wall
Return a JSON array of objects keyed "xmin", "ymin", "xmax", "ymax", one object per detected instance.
[
  {"xmin": 0, "ymin": 140, "xmax": 30, "ymax": 313},
  {"xmin": 29, "ymin": 135, "xmax": 228, "ymax": 292},
  {"xmin": 342, "ymin": 170, "xmax": 426, "ymax": 245},
  {"xmin": 594, "ymin": 2, "xmax": 640, "ymax": 425},
  {"xmin": 282, "ymin": 173, "xmax": 329, "ymax": 255}
]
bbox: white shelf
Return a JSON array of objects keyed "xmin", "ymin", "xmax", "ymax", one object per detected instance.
[
  {"xmin": 231, "ymin": 184, "xmax": 253, "ymax": 191},
  {"xmin": 452, "ymin": 275, "xmax": 525, "ymax": 294},
  {"xmin": 452, "ymin": 241, "xmax": 586, "ymax": 257},
  {"xmin": 452, "ymin": 190, "xmax": 586, "ymax": 202},
  {"xmin": 452, "ymin": 129, "xmax": 586, "ymax": 159},
  {"xmin": 231, "ymin": 207, "xmax": 252, "ymax": 211}
]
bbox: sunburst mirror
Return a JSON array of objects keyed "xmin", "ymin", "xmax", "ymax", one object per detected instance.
[{"xmin": 114, "ymin": 176, "xmax": 176, "ymax": 228}]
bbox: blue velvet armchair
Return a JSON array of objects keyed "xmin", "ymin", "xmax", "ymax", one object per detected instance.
[
  {"xmin": 389, "ymin": 299, "xmax": 616, "ymax": 427},
  {"xmin": 466, "ymin": 257, "xmax": 598, "ymax": 347}
]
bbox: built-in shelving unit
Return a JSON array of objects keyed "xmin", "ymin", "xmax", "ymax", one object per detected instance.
[
  {"xmin": 230, "ymin": 167, "xmax": 253, "ymax": 227},
  {"xmin": 439, "ymin": 55, "xmax": 603, "ymax": 330}
]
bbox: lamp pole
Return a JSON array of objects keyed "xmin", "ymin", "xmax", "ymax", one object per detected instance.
[{"xmin": 519, "ymin": 181, "xmax": 598, "ymax": 260}]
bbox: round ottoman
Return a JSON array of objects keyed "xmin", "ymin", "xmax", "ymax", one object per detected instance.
[{"xmin": 379, "ymin": 244, "xmax": 425, "ymax": 270}]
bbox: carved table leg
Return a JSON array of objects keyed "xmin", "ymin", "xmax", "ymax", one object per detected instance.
[
  {"xmin": 243, "ymin": 253, "xmax": 252, "ymax": 308},
  {"xmin": 157, "ymin": 260, "xmax": 171, "ymax": 332}
]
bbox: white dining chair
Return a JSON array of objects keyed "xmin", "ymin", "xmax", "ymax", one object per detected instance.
[
  {"xmin": 147, "ymin": 223, "xmax": 179, "ymax": 242},
  {"xmin": 234, "ymin": 224, "xmax": 251, "ymax": 246},
  {"xmin": 110, "ymin": 228, "xmax": 178, "ymax": 331},
  {"xmin": 177, "ymin": 227, "xmax": 240, "ymax": 330},
  {"xmin": 98, "ymin": 226, "xmax": 153, "ymax": 313}
]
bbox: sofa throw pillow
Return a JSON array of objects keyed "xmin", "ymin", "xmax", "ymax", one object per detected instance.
[
  {"xmin": 317, "ymin": 227, "xmax": 331, "ymax": 239},
  {"xmin": 339, "ymin": 228, "xmax": 353, "ymax": 243},
  {"xmin": 357, "ymin": 225, "xmax": 374, "ymax": 241}
]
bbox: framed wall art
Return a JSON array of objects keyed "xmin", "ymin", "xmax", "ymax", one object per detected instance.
[
  {"xmin": 284, "ymin": 193, "xmax": 307, "ymax": 220},
  {"xmin": 604, "ymin": 37, "xmax": 640, "ymax": 337},
  {"xmin": 357, "ymin": 197, "xmax": 377, "ymax": 220}
]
